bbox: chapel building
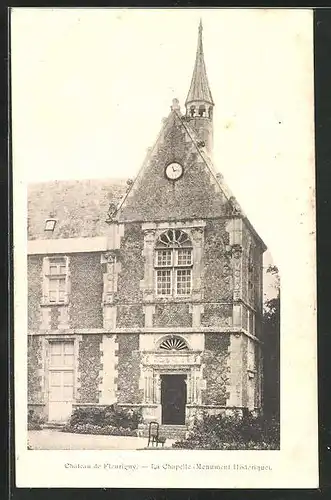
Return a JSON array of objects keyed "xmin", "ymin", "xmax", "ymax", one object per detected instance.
[{"xmin": 27, "ymin": 22, "xmax": 266, "ymax": 433}]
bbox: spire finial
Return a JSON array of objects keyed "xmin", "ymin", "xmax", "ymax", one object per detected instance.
[
  {"xmin": 185, "ymin": 19, "xmax": 214, "ymax": 108},
  {"xmin": 199, "ymin": 18, "xmax": 203, "ymax": 35},
  {"xmin": 185, "ymin": 21, "xmax": 214, "ymax": 154}
]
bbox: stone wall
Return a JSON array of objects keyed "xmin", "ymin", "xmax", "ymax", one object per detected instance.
[
  {"xmin": 241, "ymin": 334, "xmax": 248, "ymax": 407},
  {"xmin": 28, "ymin": 256, "xmax": 43, "ymax": 331},
  {"xmin": 154, "ymin": 303, "xmax": 192, "ymax": 328},
  {"xmin": 118, "ymin": 112, "xmax": 230, "ymax": 222},
  {"xmin": 116, "ymin": 305, "xmax": 144, "ymax": 328},
  {"xmin": 201, "ymin": 304, "xmax": 232, "ymax": 328},
  {"xmin": 241, "ymin": 226, "xmax": 250, "ymax": 305},
  {"xmin": 27, "ymin": 252, "xmax": 103, "ymax": 331},
  {"xmin": 70, "ymin": 253, "xmax": 103, "ymax": 329},
  {"xmin": 116, "ymin": 223, "xmax": 144, "ymax": 304},
  {"xmin": 202, "ymin": 333, "xmax": 231, "ymax": 405},
  {"xmin": 255, "ymin": 249, "xmax": 264, "ymax": 339},
  {"xmin": 49, "ymin": 308, "xmax": 59, "ymax": 330},
  {"xmin": 203, "ymin": 220, "xmax": 232, "ymax": 302},
  {"xmin": 27, "ymin": 335, "xmax": 43, "ymax": 403},
  {"xmin": 78, "ymin": 335, "xmax": 102, "ymax": 403},
  {"xmin": 116, "ymin": 334, "xmax": 142, "ymax": 404}
]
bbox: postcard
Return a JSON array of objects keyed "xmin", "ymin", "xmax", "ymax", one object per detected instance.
[{"xmin": 12, "ymin": 7, "xmax": 317, "ymax": 488}]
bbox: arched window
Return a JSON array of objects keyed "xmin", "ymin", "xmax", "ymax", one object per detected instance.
[
  {"xmin": 155, "ymin": 229, "xmax": 193, "ymax": 296},
  {"xmin": 159, "ymin": 336, "xmax": 189, "ymax": 351}
]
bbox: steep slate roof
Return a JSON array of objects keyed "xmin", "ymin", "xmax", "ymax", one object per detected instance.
[
  {"xmin": 185, "ymin": 20, "xmax": 214, "ymax": 106},
  {"xmin": 28, "ymin": 178, "xmax": 127, "ymax": 240}
]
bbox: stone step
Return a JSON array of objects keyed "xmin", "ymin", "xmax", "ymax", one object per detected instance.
[
  {"xmin": 160, "ymin": 425, "xmax": 188, "ymax": 436},
  {"xmin": 43, "ymin": 422, "xmax": 66, "ymax": 430},
  {"xmin": 138, "ymin": 424, "xmax": 188, "ymax": 441}
]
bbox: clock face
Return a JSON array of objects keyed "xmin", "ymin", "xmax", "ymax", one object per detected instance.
[{"xmin": 165, "ymin": 162, "xmax": 183, "ymax": 181}]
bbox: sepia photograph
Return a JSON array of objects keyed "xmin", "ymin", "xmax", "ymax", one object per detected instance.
[{"xmin": 12, "ymin": 7, "xmax": 316, "ymax": 488}]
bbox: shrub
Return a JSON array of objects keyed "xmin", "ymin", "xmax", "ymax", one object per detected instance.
[
  {"xmin": 62, "ymin": 422, "xmax": 137, "ymax": 437},
  {"xmin": 27, "ymin": 409, "xmax": 45, "ymax": 431},
  {"xmin": 173, "ymin": 412, "xmax": 280, "ymax": 450},
  {"xmin": 63, "ymin": 404, "xmax": 142, "ymax": 436}
]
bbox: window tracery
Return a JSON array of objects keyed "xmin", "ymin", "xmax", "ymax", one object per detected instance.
[
  {"xmin": 155, "ymin": 230, "xmax": 193, "ymax": 296},
  {"xmin": 159, "ymin": 336, "xmax": 189, "ymax": 351}
]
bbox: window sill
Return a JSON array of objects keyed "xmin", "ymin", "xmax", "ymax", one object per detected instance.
[
  {"xmin": 155, "ymin": 295, "xmax": 192, "ymax": 301},
  {"xmin": 40, "ymin": 301, "xmax": 69, "ymax": 307},
  {"xmin": 154, "ymin": 265, "xmax": 193, "ymax": 269}
]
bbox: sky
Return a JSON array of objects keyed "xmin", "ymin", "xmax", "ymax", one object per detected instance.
[{"xmin": 11, "ymin": 8, "xmax": 315, "ymax": 300}]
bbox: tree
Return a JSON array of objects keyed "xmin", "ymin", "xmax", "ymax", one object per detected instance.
[{"xmin": 263, "ymin": 265, "xmax": 280, "ymax": 418}]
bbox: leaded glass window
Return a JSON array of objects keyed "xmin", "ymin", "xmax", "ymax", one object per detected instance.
[{"xmin": 155, "ymin": 230, "xmax": 192, "ymax": 296}]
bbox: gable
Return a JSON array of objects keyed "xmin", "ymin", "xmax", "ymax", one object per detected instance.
[{"xmin": 116, "ymin": 111, "xmax": 233, "ymax": 223}]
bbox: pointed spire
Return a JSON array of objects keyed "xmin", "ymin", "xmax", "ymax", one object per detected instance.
[
  {"xmin": 199, "ymin": 17, "xmax": 203, "ymax": 35},
  {"xmin": 185, "ymin": 19, "xmax": 214, "ymax": 107}
]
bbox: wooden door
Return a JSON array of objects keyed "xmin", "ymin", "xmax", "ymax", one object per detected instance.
[
  {"xmin": 48, "ymin": 341, "xmax": 75, "ymax": 422},
  {"xmin": 161, "ymin": 375, "xmax": 187, "ymax": 425}
]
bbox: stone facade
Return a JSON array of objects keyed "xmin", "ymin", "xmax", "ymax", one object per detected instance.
[
  {"xmin": 70, "ymin": 253, "xmax": 104, "ymax": 330},
  {"xmin": 117, "ymin": 114, "xmax": 231, "ymax": 224},
  {"xmin": 117, "ymin": 334, "xmax": 142, "ymax": 404},
  {"xmin": 27, "ymin": 336, "xmax": 43, "ymax": 403},
  {"xmin": 27, "ymin": 23, "xmax": 267, "ymax": 429},
  {"xmin": 154, "ymin": 304, "xmax": 192, "ymax": 328},
  {"xmin": 78, "ymin": 335, "xmax": 103, "ymax": 403},
  {"xmin": 202, "ymin": 334, "xmax": 231, "ymax": 405}
]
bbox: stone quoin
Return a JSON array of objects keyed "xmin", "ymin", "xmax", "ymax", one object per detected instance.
[{"xmin": 27, "ymin": 21, "xmax": 267, "ymax": 435}]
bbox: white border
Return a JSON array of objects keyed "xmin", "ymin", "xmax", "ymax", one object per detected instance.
[{"xmin": 13, "ymin": 7, "xmax": 318, "ymax": 489}]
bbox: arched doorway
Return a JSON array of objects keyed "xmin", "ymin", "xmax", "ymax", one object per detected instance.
[
  {"xmin": 158, "ymin": 335, "xmax": 189, "ymax": 425},
  {"xmin": 140, "ymin": 334, "xmax": 203, "ymax": 426}
]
